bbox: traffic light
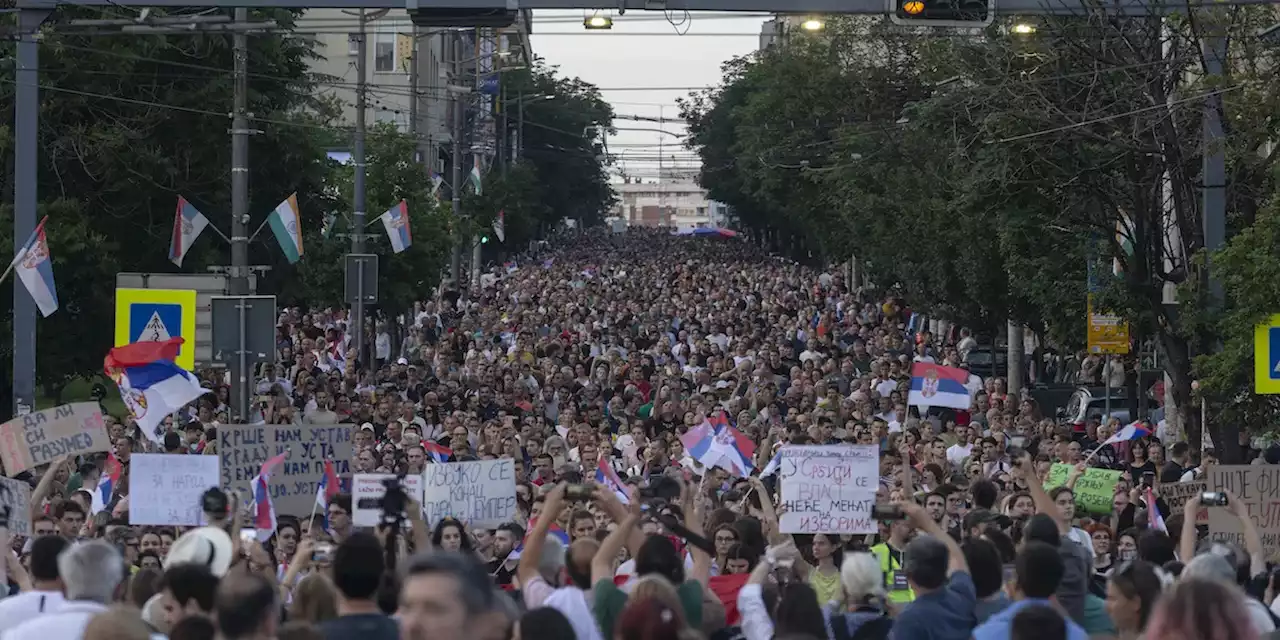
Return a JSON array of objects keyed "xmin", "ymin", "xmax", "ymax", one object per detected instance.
[
  {"xmin": 481, "ymin": 235, "xmax": 489, "ymax": 244},
  {"xmin": 888, "ymin": 0, "xmax": 995, "ymax": 27}
]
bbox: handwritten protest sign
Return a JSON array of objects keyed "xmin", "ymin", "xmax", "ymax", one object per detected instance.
[
  {"xmin": 219, "ymin": 424, "xmax": 353, "ymax": 517},
  {"xmin": 1204, "ymin": 466, "xmax": 1280, "ymax": 555},
  {"xmin": 129, "ymin": 454, "xmax": 221, "ymax": 526},
  {"xmin": 352, "ymin": 474, "xmax": 425, "ymax": 527},
  {"xmin": 1160, "ymin": 480, "xmax": 1209, "ymax": 524},
  {"xmin": 0, "ymin": 476, "xmax": 32, "ymax": 536},
  {"xmin": 422, "ymin": 459, "xmax": 517, "ymax": 528},
  {"xmin": 778, "ymin": 445, "xmax": 878, "ymax": 534},
  {"xmin": 0, "ymin": 403, "xmax": 109, "ymax": 476},
  {"xmin": 1043, "ymin": 464, "xmax": 1123, "ymax": 515}
]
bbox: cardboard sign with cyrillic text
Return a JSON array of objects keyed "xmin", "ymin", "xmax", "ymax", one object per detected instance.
[
  {"xmin": 778, "ymin": 445, "xmax": 878, "ymax": 535},
  {"xmin": 130, "ymin": 453, "xmax": 221, "ymax": 526},
  {"xmin": 0, "ymin": 403, "xmax": 109, "ymax": 476},
  {"xmin": 422, "ymin": 459, "xmax": 516, "ymax": 528},
  {"xmin": 219, "ymin": 424, "xmax": 353, "ymax": 517}
]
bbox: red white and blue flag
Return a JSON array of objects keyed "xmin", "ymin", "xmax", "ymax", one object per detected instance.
[
  {"xmin": 1146, "ymin": 486, "xmax": 1167, "ymax": 532},
  {"xmin": 379, "ymin": 200, "xmax": 412, "ymax": 254},
  {"xmin": 315, "ymin": 459, "xmax": 340, "ymax": 511},
  {"xmin": 681, "ymin": 413, "xmax": 756, "ymax": 477},
  {"xmin": 92, "ymin": 453, "xmax": 123, "ymax": 515},
  {"xmin": 169, "ymin": 196, "xmax": 210, "ymax": 267},
  {"xmin": 907, "ymin": 362, "xmax": 972, "ymax": 410},
  {"xmin": 10, "ymin": 215, "xmax": 58, "ymax": 317},
  {"xmin": 104, "ymin": 338, "xmax": 209, "ymax": 445},
  {"xmin": 596, "ymin": 457, "xmax": 630, "ymax": 504},
  {"xmin": 424, "ymin": 441, "xmax": 452, "ymax": 463},
  {"xmin": 1104, "ymin": 421, "xmax": 1151, "ymax": 446},
  {"xmin": 251, "ymin": 450, "xmax": 290, "ymax": 542}
]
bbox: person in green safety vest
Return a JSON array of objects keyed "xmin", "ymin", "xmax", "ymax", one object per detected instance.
[{"xmin": 869, "ymin": 511, "xmax": 916, "ymax": 604}]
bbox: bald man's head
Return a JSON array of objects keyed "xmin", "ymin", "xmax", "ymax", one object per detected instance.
[{"xmin": 567, "ymin": 539, "xmax": 599, "ymax": 589}]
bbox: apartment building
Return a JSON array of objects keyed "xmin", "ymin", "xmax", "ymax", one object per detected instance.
[
  {"xmin": 297, "ymin": 12, "xmax": 531, "ymax": 174},
  {"xmin": 612, "ymin": 178, "xmax": 731, "ymax": 230}
]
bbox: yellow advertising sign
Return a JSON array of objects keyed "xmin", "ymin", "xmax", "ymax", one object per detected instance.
[{"xmin": 1087, "ymin": 294, "xmax": 1130, "ymax": 355}]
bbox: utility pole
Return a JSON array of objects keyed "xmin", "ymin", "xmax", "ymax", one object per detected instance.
[
  {"xmin": 1007, "ymin": 320, "xmax": 1024, "ymax": 398},
  {"xmin": 450, "ymin": 31, "xmax": 464, "ymax": 288},
  {"xmin": 11, "ymin": 8, "xmax": 48, "ymax": 417},
  {"xmin": 229, "ymin": 7, "xmax": 250, "ymax": 297},
  {"xmin": 351, "ymin": 9, "xmax": 369, "ymax": 372},
  {"xmin": 469, "ymin": 28, "xmax": 483, "ymax": 288},
  {"xmin": 408, "ymin": 26, "xmax": 420, "ymax": 160}
]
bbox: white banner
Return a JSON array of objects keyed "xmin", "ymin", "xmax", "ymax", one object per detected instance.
[
  {"xmin": 779, "ymin": 445, "xmax": 879, "ymax": 534},
  {"xmin": 129, "ymin": 454, "xmax": 221, "ymax": 526},
  {"xmin": 352, "ymin": 473, "xmax": 425, "ymax": 528},
  {"xmin": 422, "ymin": 459, "xmax": 517, "ymax": 528}
]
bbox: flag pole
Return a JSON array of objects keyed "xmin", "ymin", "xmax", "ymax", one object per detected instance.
[
  {"xmin": 0, "ymin": 215, "xmax": 48, "ymax": 287},
  {"xmin": 247, "ymin": 216, "xmax": 271, "ymax": 243}
]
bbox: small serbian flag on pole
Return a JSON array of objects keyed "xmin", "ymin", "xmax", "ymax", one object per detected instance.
[
  {"xmin": 379, "ymin": 200, "xmax": 412, "ymax": 254},
  {"xmin": 315, "ymin": 459, "xmax": 340, "ymax": 511},
  {"xmin": 907, "ymin": 362, "xmax": 973, "ymax": 410},
  {"xmin": 92, "ymin": 453, "xmax": 123, "ymax": 515},
  {"xmin": 760, "ymin": 448, "xmax": 784, "ymax": 478},
  {"xmin": 1104, "ymin": 421, "xmax": 1151, "ymax": 446},
  {"xmin": 251, "ymin": 450, "xmax": 290, "ymax": 541},
  {"xmin": 7, "ymin": 215, "xmax": 58, "ymax": 317},
  {"xmin": 595, "ymin": 458, "xmax": 630, "ymax": 504},
  {"xmin": 681, "ymin": 416, "xmax": 756, "ymax": 477},
  {"xmin": 1146, "ymin": 486, "xmax": 1167, "ymax": 533},
  {"xmin": 169, "ymin": 196, "xmax": 210, "ymax": 267},
  {"xmin": 104, "ymin": 338, "xmax": 208, "ymax": 445},
  {"xmin": 424, "ymin": 441, "xmax": 452, "ymax": 463}
]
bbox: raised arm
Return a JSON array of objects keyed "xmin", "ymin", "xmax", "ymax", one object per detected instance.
[
  {"xmin": 1017, "ymin": 452, "xmax": 1069, "ymax": 535},
  {"xmin": 900, "ymin": 499, "xmax": 967, "ymax": 576},
  {"xmin": 518, "ymin": 483, "xmax": 568, "ymax": 589}
]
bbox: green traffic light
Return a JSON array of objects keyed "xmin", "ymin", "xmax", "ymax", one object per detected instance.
[{"xmin": 481, "ymin": 236, "xmax": 489, "ymax": 244}]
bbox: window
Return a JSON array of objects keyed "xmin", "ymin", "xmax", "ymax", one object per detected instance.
[{"xmin": 375, "ymin": 32, "xmax": 395, "ymax": 72}]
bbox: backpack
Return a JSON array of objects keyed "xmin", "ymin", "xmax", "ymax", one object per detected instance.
[{"xmin": 830, "ymin": 613, "xmax": 892, "ymax": 640}]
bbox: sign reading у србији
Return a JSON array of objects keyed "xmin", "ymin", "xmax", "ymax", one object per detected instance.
[
  {"xmin": 219, "ymin": 424, "xmax": 353, "ymax": 517},
  {"xmin": 0, "ymin": 403, "xmax": 110, "ymax": 476},
  {"xmin": 778, "ymin": 445, "xmax": 879, "ymax": 535}
]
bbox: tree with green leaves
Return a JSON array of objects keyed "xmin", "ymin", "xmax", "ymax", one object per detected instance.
[{"xmin": 682, "ymin": 11, "xmax": 1280, "ymax": 453}]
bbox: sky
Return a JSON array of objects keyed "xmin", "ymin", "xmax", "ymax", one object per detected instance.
[{"xmin": 529, "ymin": 11, "xmax": 770, "ymax": 182}]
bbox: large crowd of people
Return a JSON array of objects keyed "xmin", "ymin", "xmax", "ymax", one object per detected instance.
[{"xmin": 0, "ymin": 226, "xmax": 1275, "ymax": 640}]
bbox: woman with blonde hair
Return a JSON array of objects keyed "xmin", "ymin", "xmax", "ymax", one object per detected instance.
[
  {"xmin": 1144, "ymin": 577, "xmax": 1258, "ymax": 640},
  {"xmin": 290, "ymin": 574, "xmax": 339, "ymax": 624}
]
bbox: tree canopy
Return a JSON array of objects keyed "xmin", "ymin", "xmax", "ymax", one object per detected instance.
[{"xmin": 681, "ymin": 12, "xmax": 1280, "ymax": 452}]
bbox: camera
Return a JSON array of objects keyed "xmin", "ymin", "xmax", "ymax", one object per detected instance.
[
  {"xmin": 380, "ymin": 476, "xmax": 408, "ymax": 525},
  {"xmin": 637, "ymin": 476, "xmax": 681, "ymax": 502},
  {"xmin": 565, "ymin": 484, "xmax": 594, "ymax": 501},
  {"xmin": 1201, "ymin": 492, "xmax": 1229, "ymax": 506},
  {"xmin": 872, "ymin": 504, "xmax": 905, "ymax": 521},
  {"xmin": 312, "ymin": 542, "xmax": 334, "ymax": 563}
]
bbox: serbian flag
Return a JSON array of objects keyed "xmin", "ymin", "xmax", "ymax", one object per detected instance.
[
  {"xmin": 91, "ymin": 453, "xmax": 123, "ymax": 515},
  {"xmin": 1146, "ymin": 486, "xmax": 1167, "ymax": 533},
  {"xmin": 251, "ymin": 450, "xmax": 290, "ymax": 541},
  {"xmin": 759, "ymin": 448, "xmax": 785, "ymax": 478},
  {"xmin": 507, "ymin": 517, "xmax": 570, "ymax": 561},
  {"xmin": 595, "ymin": 458, "xmax": 630, "ymax": 504},
  {"xmin": 493, "ymin": 209, "xmax": 505, "ymax": 242},
  {"xmin": 907, "ymin": 362, "xmax": 972, "ymax": 410},
  {"xmin": 10, "ymin": 215, "xmax": 58, "ymax": 317},
  {"xmin": 424, "ymin": 441, "xmax": 452, "ymax": 463},
  {"xmin": 379, "ymin": 200, "xmax": 412, "ymax": 254},
  {"xmin": 681, "ymin": 415, "xmax": 755, "ymax": 477},
  {"xmin": 169, "ymin": 196, "xmax": 210, "ymax": 267},
  {"xmin": 1104, "ymin": 421, "xmax": 1151, "ymax": 446},
  {"xmin": 315, "ymin": 459, "xmax": 340, "ymax": 511},
  {"xmin": 104, "ymin": 338, "xmax": 208, "ymax": 444}
]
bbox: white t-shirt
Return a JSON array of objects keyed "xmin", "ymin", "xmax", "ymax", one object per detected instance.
[{"xmin": 0, "ymin": 591, "xmax": 66, "ymax": 635}]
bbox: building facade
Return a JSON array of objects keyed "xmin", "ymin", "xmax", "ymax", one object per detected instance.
[{"xmin": 611, "ymin": 179, "xmax": 730, "ymax": 230}]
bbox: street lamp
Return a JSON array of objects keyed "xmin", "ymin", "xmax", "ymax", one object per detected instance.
[
  {"xmin": 1010, "ymin": 22, "xmax": 1036, "ymax": 34},
  {"xmin": 584, "ymin": 14, "xmax": 613, "ymax": 29},
  {"xmin": 800, "ymin": 17, "xmax": 825, "ymax": 31}
]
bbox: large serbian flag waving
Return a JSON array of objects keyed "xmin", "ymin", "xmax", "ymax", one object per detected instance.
[{"xmin": 907, "ymin": 362, "xmax": 972, "ymax": 410}]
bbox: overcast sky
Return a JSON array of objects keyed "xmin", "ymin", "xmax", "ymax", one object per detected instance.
[{"xmin": 529, "ymin": 11, "xmax": 768, "ymax": 181}]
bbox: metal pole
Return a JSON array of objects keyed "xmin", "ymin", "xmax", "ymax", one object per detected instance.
[
  {"xmin": 1104, "ymin": 354, "xmax": 1112, "ymax": 422},
  {"xmin": 449, "ymin": 31, "xmax": 464, "ymax": 286},
  {"xmin": 352, "ymin": 9, "xmax": 368, "ymax": 373},
  {"xmin": 1006, "ymin": 320, "xmax": 1024, "ymax": 398},
  {"xmin": 1202, "ymin": 34, "xmax": 1226, "ymax": 306},
  {"xmin": 517, "ymin": 90, "xmax": 524, "ymax": 162},
  {"xmin": 229, "ymin": 7, "xmax": 251, "ymax": 297},
  {"xmin": 469, "ymin": 28, "xmax": 481, "ymax": 287},
  {"xmin": 408, "ymin": 25, "xmax": 419, "ymax": 157},
  {"xmin": 12, "ymin": 9, "xmax": 48, "ymax": 417},
  {"xmin": 236, "ymin": 298, "xmax": 249, "ymax": 421}
]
